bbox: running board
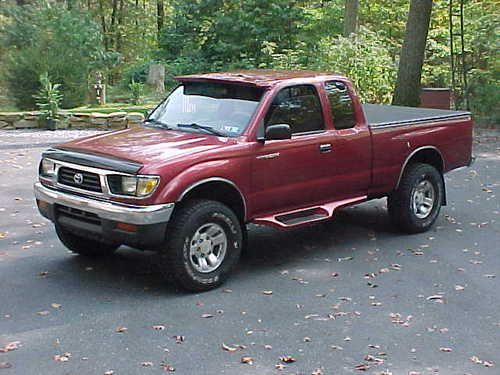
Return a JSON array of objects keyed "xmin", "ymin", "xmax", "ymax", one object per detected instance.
[{"xmin": 251, "ymin": 196, "xmax": 367, "ymax": 229}]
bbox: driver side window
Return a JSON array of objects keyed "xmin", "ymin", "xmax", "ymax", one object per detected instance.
[{"xmin": 264, "ymin": 85, "xmax": 324, "ymax": 134}]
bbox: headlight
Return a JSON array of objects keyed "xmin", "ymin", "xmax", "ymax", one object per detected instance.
[
  {"xmin": 40, "ymin": 158, "xmax": 56, "ymax": 177},
  {"xmin": 107, "ymin": 175, "xmax": 160, "ymax": 197}
]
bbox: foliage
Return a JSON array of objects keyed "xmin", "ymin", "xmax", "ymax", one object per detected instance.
[
  {"xmin": 1, "ymin": 4, "xmax": 108, "ymax": 109},
  {"xmin": 33, "ymin": 73, "xmax": 63, "ymax": 120},
  {"xmin": 128, "ymin": 79, "xmax": 145, "ymax": 105},
  {"xmin": 309, "ymin": 28, "xmax": 396, "ymax": 103},
  {"xmin": 0, "ymin": 0, "xmax": 497, "ymax": 122}
]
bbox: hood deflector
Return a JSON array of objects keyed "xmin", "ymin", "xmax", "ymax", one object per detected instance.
[{"xmin": 43, "ymin": 148, "xmax": 143, "ymax": 175}]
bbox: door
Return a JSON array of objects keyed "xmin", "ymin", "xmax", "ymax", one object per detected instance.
[
  {"xmin": 322, "ymin": 80, "xmax": 372, "ymax": 199},
  {"xmin": 250, "ymin": 84, "xmax": 338, "ymax": 215}
]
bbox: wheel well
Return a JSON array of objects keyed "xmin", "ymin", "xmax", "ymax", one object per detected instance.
[
  {"xmin": 406, "ymin": 148, "xmax": 444, "ymax": 173},
  {"xmin": 397, "ymin": 147, "xmax": 446, "ymax": 205},
  {"xmin": 178, "ymin": 181, "xmax": 246, "ymax": 223}
]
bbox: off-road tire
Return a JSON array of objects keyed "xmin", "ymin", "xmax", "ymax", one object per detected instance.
[
  {"xmin": 388, "ymin": 163, "xmax": 444, "ymax": 234},
  {"xmin": 162, "ymin": 199, "xmax": 243, "ymax": 292},
  {"xmin": 55, "ymin": 225, "xmax": 118, "ymax": 256}
]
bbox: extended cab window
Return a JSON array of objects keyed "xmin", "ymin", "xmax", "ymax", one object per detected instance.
[
  {"xmin": 265, "ymin": 85, "xmax": 324, "ymax": 134},
  {"xmin": 325, "ymin": 81, "xmax": 356, "ymax": 130},
  {"xmin": 148, "ymin": 83, "xmax": 264, "ymax": 136}
]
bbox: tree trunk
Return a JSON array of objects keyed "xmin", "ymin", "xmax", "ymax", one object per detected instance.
[
  {"xmin": 116, "ymin": 0, "xmax": 125, "ymax": 51},
  {"xmin": 343, "ymin": 0, "xmax": 359, "ymax": 37},
  {"xmin": 98, "ymin": 0, "xmax": 108, "ymax": 50},
  {"xmin": 393, "ymin": 0, "xmax": 433, "ymax": 107},
  {"xmin": 157, "ymin": 0, "xmax": 164, "ymax": 44}
]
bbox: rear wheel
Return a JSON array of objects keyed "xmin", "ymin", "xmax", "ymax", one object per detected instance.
[
  {"xmin": 55, "ymin": 225, "xmax": 118, "ymax": 256},
  {"xmin": 161, "ymin": 199, "xmax": 243, "ymax": 292},
  {"xmin": 388, "ymin": 163, "xmax": 444, "ymax": 233}
]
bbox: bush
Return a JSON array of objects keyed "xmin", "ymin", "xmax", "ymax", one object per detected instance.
[
  {"xmin": 1, "ymin": 5, "xmax": 107, "ymax": 109},
  {"xmin": 128, "ymin": 79, "xmax": 145, "ymax": 105},
  {"xmin": 304, "ymin": 27, "xmax": 397, "ymax": 103},
  {"xmin": 33, "ymin": 73, "xmax": 63, "ymax": 120}
]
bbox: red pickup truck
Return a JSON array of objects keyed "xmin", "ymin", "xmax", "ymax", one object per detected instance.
[{"xmin": 34, "ymin": 70, "xmax": 473, "ymax": 291}]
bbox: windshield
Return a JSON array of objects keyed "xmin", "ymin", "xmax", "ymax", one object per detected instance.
[{"xmin": 148, "ymin": 82, "xmax": 264, "ymax": 137}]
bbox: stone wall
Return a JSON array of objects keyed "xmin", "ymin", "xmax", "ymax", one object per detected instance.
[{"xmin": 0, "ymin": 111, "xmax": 145, "ymax": 130}]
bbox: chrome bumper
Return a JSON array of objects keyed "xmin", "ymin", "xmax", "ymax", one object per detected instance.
[{"xmin": 34, "ymin": 182, "xmax": 175, "ymax": 225}]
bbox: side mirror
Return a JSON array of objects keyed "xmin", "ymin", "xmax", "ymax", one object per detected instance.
[{"xmin": 265, "ymin": 124, "xmax": 292, "ymax": 141}]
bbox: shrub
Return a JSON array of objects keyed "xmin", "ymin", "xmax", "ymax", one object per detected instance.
[
  {"xmin": 1, "ymin": 5, "xmax": 107, "ymax": 109},
  {"xmin": 128, "ymin": 79, "xmax": 145, "ymax": 105},
  {"xmin": 33, "ymin": 73, "xmax": 63, "ymax": 120},
  {"xmin": 308, "ymin": 27, "xmax": 397, "ymax": 103}
]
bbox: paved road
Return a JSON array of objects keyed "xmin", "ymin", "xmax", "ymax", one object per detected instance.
[{"xmin": 0, "ymin": 130, "xmax": 499, "ymax": 375}]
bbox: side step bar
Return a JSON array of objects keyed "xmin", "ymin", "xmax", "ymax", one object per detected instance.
[{"xmin": 251, "ymin": 196, "xmax": 367, "ymax": 229}]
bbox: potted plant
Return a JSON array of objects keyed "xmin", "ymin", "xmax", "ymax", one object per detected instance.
[{"xmin": 33, "ymin": 73, "xmax": 63, "ymax": 130}]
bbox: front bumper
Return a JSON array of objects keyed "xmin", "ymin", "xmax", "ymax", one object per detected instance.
[
  {"xmin": 34, "ymin": 182, "xmax": 175, "ymax": 248},
  {"xmin": 34, "ymin": 182, "xmax": 174, "ymax": 225}
]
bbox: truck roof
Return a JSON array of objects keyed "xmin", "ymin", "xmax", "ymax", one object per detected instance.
[{"xmin": 175, "ymin": 69, "xmax": 345, "ymax": 88}]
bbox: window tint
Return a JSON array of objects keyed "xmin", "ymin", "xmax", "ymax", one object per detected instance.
[
  {"xmin": 265, "ymin": 85, "xmax": 324, "ymax": 134},
  {"xmin": 325, "ymin": 81, "xmax": 356, "ymax": 130}
]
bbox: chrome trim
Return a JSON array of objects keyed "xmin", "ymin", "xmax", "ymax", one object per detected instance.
[
  {"xmin": 34, "ymin": 182, "xmax": 174, "ymax": 225},
  {"xmin": 395, "ymin": 146, "xmax": 444, "ymax": 189},
  {"xmin": 256, "ymin": 152, "xmax": 280, "ymax": 160},
  {"xmin": 178, "ymin": 177, "xmax": 247, "ymax": 220}
]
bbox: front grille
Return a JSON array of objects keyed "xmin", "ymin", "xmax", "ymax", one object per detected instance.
[
  {"xmin": 58, "ymin": 167, "xmax": 102, "ymax": 192},
  {"xmin": 56, "ymin": 205, "xmax": 101, "ymax": 226}
]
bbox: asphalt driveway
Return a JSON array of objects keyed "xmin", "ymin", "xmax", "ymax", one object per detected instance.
[{"xmin": 0, "ymin": 130, "xmax": 498, "ymax": 374}]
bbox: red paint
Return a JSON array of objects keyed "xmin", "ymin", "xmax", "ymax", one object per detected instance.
[{"xmin": 58, "ymin": 71, "xmax": 473, "ymax": 225}]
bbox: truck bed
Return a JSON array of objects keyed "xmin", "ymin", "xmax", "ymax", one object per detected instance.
[{"xmin": 363, "ymin": 104, "xmax": 470, "ymax": 128}]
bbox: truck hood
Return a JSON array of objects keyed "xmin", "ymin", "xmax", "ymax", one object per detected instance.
[{"xmin": 57, "ymin": 127, "xmax": 237, "ymax": 168}]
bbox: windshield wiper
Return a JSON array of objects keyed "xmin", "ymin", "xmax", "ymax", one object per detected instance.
[
  {"xmin": 144, "ymin": 118, "xmax": 172, "ymax": 129},
  {"xmin": 176, "ymin": 123, "xmax": 226, "ymax": 136}
]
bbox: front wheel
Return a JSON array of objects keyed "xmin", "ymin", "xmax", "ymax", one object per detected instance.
[
  {"xmin": 161, "ymin": 199, "xmax": 243, "ymax": 292},
  {"xmin": 388, "ymin": 163, "xmax": 444, "ymax": 234}
]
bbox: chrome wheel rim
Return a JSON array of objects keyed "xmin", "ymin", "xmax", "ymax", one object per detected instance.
[
  {"xmin": 188, "ymin": 223, "xmax": 227, "ymax": 273},
  {"xmin": 411, "ymin": 179, "xmax": 436, "ymax": 219}
]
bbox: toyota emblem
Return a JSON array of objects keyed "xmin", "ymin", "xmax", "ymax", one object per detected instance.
[{"xmin": 73, "ymin": 173, "xmax": 84, "ymax": 185}]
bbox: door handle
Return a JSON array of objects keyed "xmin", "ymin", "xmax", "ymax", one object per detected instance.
[{"xmin": 319, "ymin": 144, "xmax": 332, "ymax": 153}]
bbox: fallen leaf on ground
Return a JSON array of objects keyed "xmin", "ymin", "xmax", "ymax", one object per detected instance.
[
  {"xmin": 262, "ymin": 290, "xmax": 273, "ymax": 295},
  {"xmin": 240, "ymin": 356, "xmax": 254, "ymax": 365},
  {"xmin": 0, "ymin": 341, "xmax": 21, "ymax": 353},
  {"xmin": 37, "ymin": 311, "xmax": 49, "ymax": 316},
  {"xmin": 51, "ymin": 303, "xmax": 62, "ymax": 309},
  {"xmin": 338, "ymin": 256, "xmax": 353, "ymax": 262},
  {"xmin": 439, "ymin": 347, "xmax": 453, "ymax": 352},
  {"xmin": 53, "ymin": 352, "xmax": 71, "ymax": 362},
  {"xmin": 153, "ymin": 325, "xmax": 166, "ymax": 331},
  {"xmin": 311, "ymin": 369, "xmax": 324, "ymax": 375},
  {"xmin": 354, "ymin": 363, "xmax": 370, "ymax": 371},
  {"xmin": 141, "ymin": 362, "xmax": 153, "ymax": 367},
  {"xmin": 201, "ymin": 313, "xmax": 213, "ymax": 318},
  {"xmin": 0, "ymin": 362, "xmax": 12, "ymax": 369},
  {"xmin": 275, "ymin": 363, "xmax": 286, "ymax": 370},
  {"xmin": 162, "ymin": 364, "xmax": 176, "ymax": 372},
  {"xmin": 222, "ymin": 343, "xmax": 238, "ymax": 352},
  {"xmin": 0, "ymin": 232, "xmax": 7, "ymax": 239},
  {"xmin": 454, "ymin": 285, "xmax": 465, "ymax": 291},
  {"xmin": 280, "ymin": 355, "xmax": 296, "ymax": 363},
  {"xmin": 172, "ymin": 335, "xmax": 185, "ymax": 343},
  {"xmin": 426, "ymin": 295, "xmax": 445, "ymax": 302},
  {"xmin": 104, "ymin": 370, "xmax": 114, "ymax": 375},
  {"xmin": 116, "ymin": 326, "xmax": 128, "ymax": 333}
]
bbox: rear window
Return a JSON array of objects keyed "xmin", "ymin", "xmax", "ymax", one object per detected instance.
[{"xmin": 325, "ymin": 81, "xmax": 356, "ymax": 130}]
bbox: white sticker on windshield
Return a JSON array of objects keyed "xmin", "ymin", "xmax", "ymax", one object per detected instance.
[{"xmin": 223, "ymin": 126, "xmax": 239, "ymax": 133}]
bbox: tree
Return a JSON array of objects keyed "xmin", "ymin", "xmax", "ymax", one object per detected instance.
[
  {"xmin": 157, "ymin": 0, "xmax": 164, "ymax": 44},
  {"xmin": 343, "ymin": 0, "xmax": 359, "ymax": 36},
  {"xmin": 393, "ymin": 0, "xmax": 433, "ymax": 107}
]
